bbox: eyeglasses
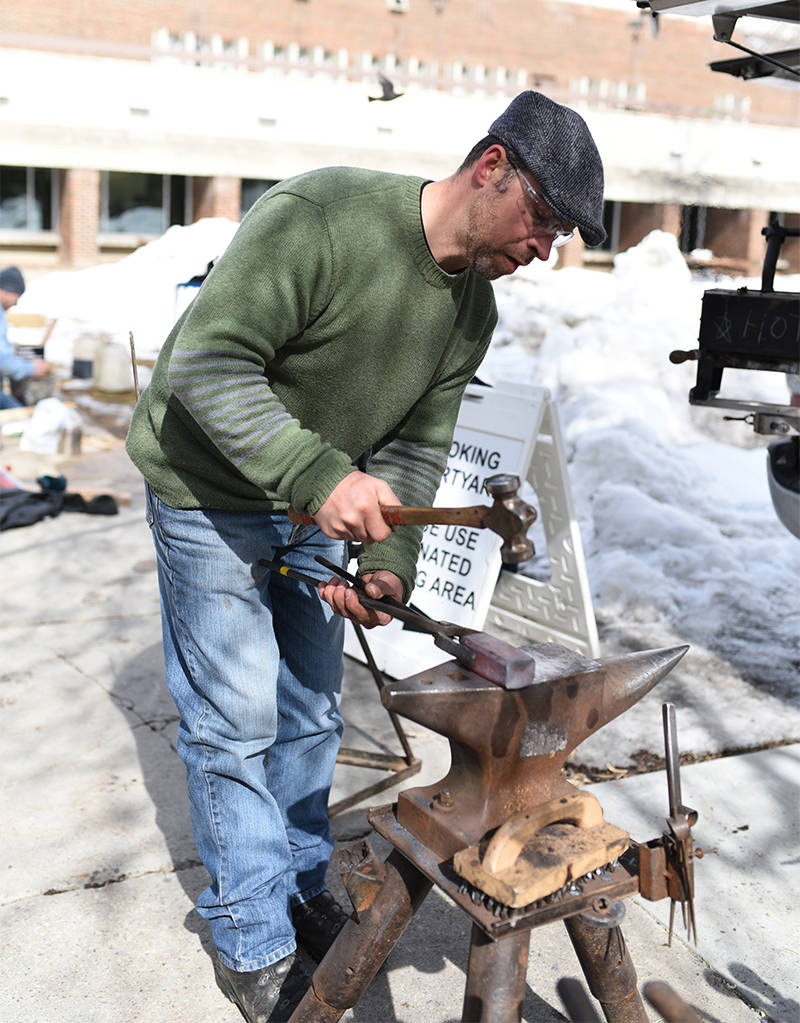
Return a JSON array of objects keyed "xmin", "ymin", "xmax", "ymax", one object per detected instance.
[{"xmin": 512, "ymin": 167, "xmax": 575, "ymax": 248}]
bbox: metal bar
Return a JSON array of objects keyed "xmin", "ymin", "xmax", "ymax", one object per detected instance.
[
  {"xmin": 327, "ymin": 760, "xmax": 421, "ymax": 818},
  {"xmin": 129, "ymin": 332, "xmax": 141, "ymax": 399},
  {"xmin": 715, "ymin": 36, "xmax": 800, "ymax": 79},
  {"xmin": 335, "ymin": 748, "xmax": 410, "ymax": 771},
  {"xmin": 663, "ymin": 702, "xmax": 682, "ymax": 817},
  {"xmin": 351, "ymin": 618, "xmax": 417, "ymax": 762},
  {"xmin": 329, "ymin": 617, "xmax": 422, "ymax": 817},
  {"xmin": 462, "ymin": 923, "xmax": 530, "ymax": 1023}
]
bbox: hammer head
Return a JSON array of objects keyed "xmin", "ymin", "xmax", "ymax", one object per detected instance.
[{"xmin": 483, "ymin": 473, "xmax": 537, "ymax": 564}]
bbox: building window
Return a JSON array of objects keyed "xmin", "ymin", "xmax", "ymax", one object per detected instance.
[
  {"xmin": 597, "ymin": 200, "xmax": 621, "ymax": 252},
  {"xmin": 680, "ymin": 205, "xmax": 707, "ymax": 253},
  {"xmin": 241, "ymin": 178, "xmax": 280, "ymax": 217},
  {"xmin": 0, "ymin": 166, "xmax": 58, "ymax": 231},
  {"xmin": 100, "ymin": 172, "xmax": 192, "ymax": 235}
]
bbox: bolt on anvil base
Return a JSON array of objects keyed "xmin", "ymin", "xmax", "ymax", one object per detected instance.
[{"xmin": 289, "ymin": 638, "xmax": 691, "ymax": 1023}]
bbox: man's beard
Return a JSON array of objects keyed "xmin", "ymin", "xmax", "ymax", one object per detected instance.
[
  {"xmin": 470, "ymin": 249, "xmax": 509, "ymax": 281},
  {"xmin": 463, "ymin": 191, "xmax": 517, "ymax": 281}
]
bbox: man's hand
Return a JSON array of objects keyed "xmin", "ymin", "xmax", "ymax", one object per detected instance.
[
  {"xmin": 32, "ymin": 359, "xmax": 50, "ymax": 379},
  {"xmin": 313, "ymin": 471, "xmax": 400, "ymax": 544},
  {"xmin": 318, "ymin": 570, "xmax": 404, "ymax": 629}
]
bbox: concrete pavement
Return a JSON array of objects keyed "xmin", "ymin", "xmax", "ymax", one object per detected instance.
[{"xmin": 1, "ymin": 427, "xmax": 795, "ymax": 1022}]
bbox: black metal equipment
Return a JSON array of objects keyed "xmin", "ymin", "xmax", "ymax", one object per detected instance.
[
  {"xmin": 670, "ymin": 223, "xmax": 800, "ymax": 419},
  {"xmin": 670, "ymin": 222, "xmax": 800, "ymax": 537}
]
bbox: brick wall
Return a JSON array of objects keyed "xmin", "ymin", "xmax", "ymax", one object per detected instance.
[
  {"xmin": 59, "ymin": 168, "xmax": 100, "ymax": 265},
  {"xmin": 618, "ymin": 202, "xmax": 681, "ymax": 252},
  {"xmin": 193, "ymin": 176, "xmax": 241, "ymax": 221}
]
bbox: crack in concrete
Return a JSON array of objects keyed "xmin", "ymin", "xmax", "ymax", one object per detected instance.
[
  {"xmin": 0, "ymin": 610, "xmax": 160, "ymax": 630},
  {"xmin": 568, "ymin": 736, "xmax": 800, "ymax": 784},
  {"xmin": 38, "ymin": 858, "xmax": 204, "ymax": 898}
]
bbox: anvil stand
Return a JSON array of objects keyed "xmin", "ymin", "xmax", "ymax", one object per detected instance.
[{"xmin": 290, "ymin": 640, "xmax": 689, "ymax": 1023}]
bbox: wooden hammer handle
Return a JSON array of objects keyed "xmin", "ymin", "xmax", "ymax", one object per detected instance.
[{"xmin": 288, "ymin": 504, "xmax": 488, "ymax": 528}]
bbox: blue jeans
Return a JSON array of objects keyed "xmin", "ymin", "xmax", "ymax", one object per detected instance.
[
  {"xmin": 145, "ymin": 488, "xmax": 346, "ymax": 971},
  {"xmin": 0, "ymin": 389, "xmax": 21, "ymax": 409}
]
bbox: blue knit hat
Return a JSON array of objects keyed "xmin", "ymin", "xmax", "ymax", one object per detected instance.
[
  {"xmin": 490, "ymin": 92, "xmax": 606, "ymax": 247},
  {"xmin": 0, "ymin": 266, "xmax": 25, "ymax": 295}
]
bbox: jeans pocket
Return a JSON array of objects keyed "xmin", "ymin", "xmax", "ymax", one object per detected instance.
[{"xmin": 288, "ymin": 523, "xmax": 314, "ymax": 547}]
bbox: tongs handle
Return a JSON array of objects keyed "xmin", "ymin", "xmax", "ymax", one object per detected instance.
[
  {"xmin": 314, "ymin": 555, "xmax": 455, "ymax": 637},
  {"xmin": 261, "ymin": 556, "xmax": 451, "ymax": 638}
]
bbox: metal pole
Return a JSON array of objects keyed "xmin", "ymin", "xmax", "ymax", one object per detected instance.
[
  {"xmin": 564, "ymin": 912, "xmax": 648, "ymax": 1023},
  {"xmin": 289, "ymin": 849, "xmax": 432, "ymax": 1023},
  {"xmin": 461, "ymin": 923, "xmax": 531, "ymax": 1023}
]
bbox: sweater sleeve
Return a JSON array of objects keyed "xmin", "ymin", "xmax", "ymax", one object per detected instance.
[
  {"xmin": 163, "ymin": 193, "xmax": 355, "ymax": 512},
  {"xmin": 356, "ymin": 302, "xmax": 498, "ymax": 600},
  {"xmin": 0, "ymin": 314, "xmax": 34, "ymax": 381}
]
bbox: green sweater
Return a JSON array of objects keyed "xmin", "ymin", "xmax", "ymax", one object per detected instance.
[{"xmin": 126, "ymin": 168, "xmax": 497, "ymax": 596}]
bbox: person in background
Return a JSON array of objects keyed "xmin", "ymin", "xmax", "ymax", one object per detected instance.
[
  {"xmin": 126, "ymin": 90, "xmax": 606, "ymax": 1023},
  {"xmin": 0, "ymin": 266, "xmax": 51, "ymax": 410}
]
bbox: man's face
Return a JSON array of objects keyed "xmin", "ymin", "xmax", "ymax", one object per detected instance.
[
  {"xmin": 0, "ymin": 288, "xmax": 21, "ymax": 312},
  {"xmin": 463, "ymin": 163, "xmax": 569, "ymax": 281}
]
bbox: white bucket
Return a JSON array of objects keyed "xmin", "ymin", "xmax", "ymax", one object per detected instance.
[{"xmin": 94, "ymin": 334, "xmax": 134, "ymax": 393}]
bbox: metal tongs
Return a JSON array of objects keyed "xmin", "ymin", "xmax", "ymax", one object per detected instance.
[{"xmin": 258, "ymin": 555, "xmax": 537, "ymax": 689}]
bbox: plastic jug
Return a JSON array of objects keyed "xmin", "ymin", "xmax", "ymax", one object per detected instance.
[{"xmin": 94, "ymin": 334, "xmax": 134, "ymax": 393}]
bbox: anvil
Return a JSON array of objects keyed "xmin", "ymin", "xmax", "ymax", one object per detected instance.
[{"xmin": 382, "ymin": 640, "xmax": 688, "ymax": 860}]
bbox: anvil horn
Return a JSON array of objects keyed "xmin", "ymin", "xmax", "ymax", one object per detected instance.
[
  {"xmin": 381, "ymin": 643, "xmax": 690, "ymax": 749},
  {"xmin": 589, "ymin": 644, "xmax": 690, "ymax": 733}
]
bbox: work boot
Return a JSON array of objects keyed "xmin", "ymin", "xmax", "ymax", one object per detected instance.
[
  {"xmin": 291, "ymin": 889, "xmax": 351, "ymax": 962},
  {"xmin": 213, "ymin": 950, "xmax": 311, "ymax": 1023}
]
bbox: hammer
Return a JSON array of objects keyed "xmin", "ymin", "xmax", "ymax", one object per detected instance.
[{"xmin": 289, "ymin": 472, "xmax": 537, "ymax": 564}]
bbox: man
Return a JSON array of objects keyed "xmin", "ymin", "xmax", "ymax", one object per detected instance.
[
  {"xmin": 0, "ymin": 266, "xmax": 51, "ymax": 409},
  {"xmin": 126, "ymin": 90, "xmax": 605, "ymax": 1022}
]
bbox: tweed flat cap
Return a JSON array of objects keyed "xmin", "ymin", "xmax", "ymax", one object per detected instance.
[
  {"xmin": 490, "ymin": 91, "xmax": 606, "ymax": 247},
  {"xmin": 0, "ymin": 265, "xmax": 25, "ymax": 295}
]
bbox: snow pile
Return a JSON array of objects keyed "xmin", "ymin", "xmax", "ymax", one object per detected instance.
[
  {"xmin": 487, "ymin": 231, "xmax": 800, "ymax": 762},
  {"xmin": 19, "ymin": 218, "xmax": 238, "ymax": 366}
]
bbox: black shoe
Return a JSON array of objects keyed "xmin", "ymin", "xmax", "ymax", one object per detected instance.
[
  {"xmin": 291, "ymin": 889, "xmax": 351, "ymax": 963},
  {"xmin": 213, "ymin": 951, "xmax": 311, "ymax": 1023}
]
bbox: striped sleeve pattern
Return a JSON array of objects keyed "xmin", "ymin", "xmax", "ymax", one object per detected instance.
[
  {"xmin": 357, "ymin": 436, "xmax": 450, "ymax": 599},
  {"xmin": 168, "ymin": 348, "xmax": 296, "ymax": 470},
  {"xmin": 366, "ymin": 437, "xmax": 448, "ymax": 509}
]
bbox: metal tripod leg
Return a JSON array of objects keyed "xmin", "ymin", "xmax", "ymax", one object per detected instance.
[
  {"xmin": 462, "ymin": 923, "xmax": 531, "ymax": 1023},
  {"xmin": 564, "ymin": 910, "xmax": 649, "ymax": 1023},
  {"xmin": 329, "ymin": 622, "xmax": 421, "ymax": 817},
  {"xmin": 289, "ymin": 848, "xmax": 432, "ymax": 1022}
]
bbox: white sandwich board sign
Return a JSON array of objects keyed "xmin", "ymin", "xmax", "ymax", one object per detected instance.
[{"xmin": 343, "ymin": 379, "xmax": 598, "ymax": 678}]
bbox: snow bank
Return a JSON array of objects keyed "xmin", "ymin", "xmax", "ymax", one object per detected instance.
[
  {"xmin": 18, "ymin": 218, "xmax": 238, "ymax": 365},
  {"xmin": 488, "ymin": 231, "xmax": 800, "ymax": 754}
]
